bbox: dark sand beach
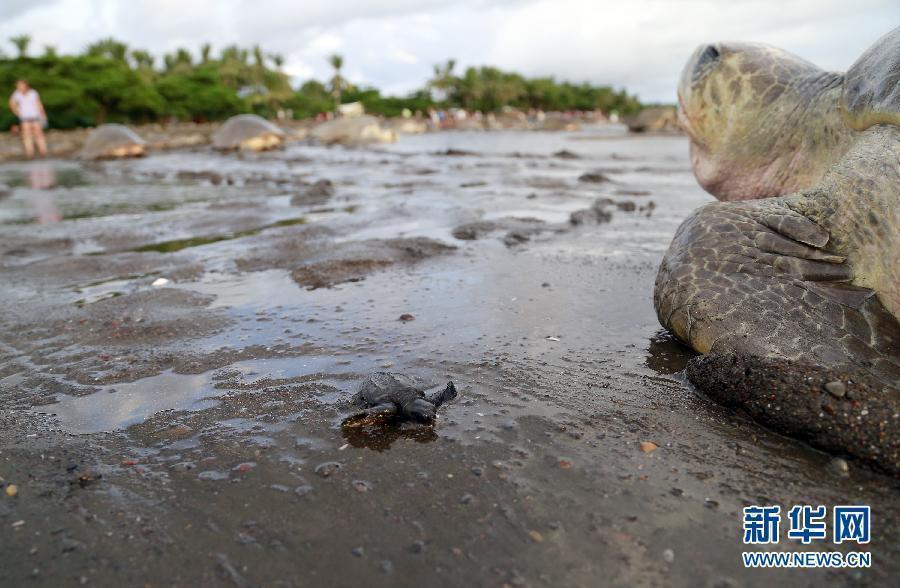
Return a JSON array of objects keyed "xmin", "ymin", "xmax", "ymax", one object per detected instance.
[{"xmin": 1, "ymin": 127, "xmax": 896, "ymax": 586}]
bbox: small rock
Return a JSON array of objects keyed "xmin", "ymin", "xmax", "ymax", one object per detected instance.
[
  {"xmin": 824, "ymin": 381, "xmax": 846, "ymax": 398},
  {"xmin": 151, "ymin": 277, "xmax": 170, "ymax": 287},
  {"xmin": 398, "ymin": 313, "xmax": 415, "ymax": 322},
  {"xmin": 315, "ymin": 462, "xmax": 342, "ymax": 478},
  {"xmin": 663, "ymin": 548, "xmax": 675, "ymax": 563},
  {"xmin": 351, "ymin": 547, "xmax": 364, "ymax": 557},
  {"xmin": 460, "ymin": 493, "xmax": 474, "ymax": 504},
  {"xmin": 471, "ymin": 466, "xmax": 484, "ymax": 477},
  {"xmin": 410, "ymin": 539, "xmax": 425, "ymax": 554},
  {"xmin": 232, "ymin": 462, "xmax": 256, "ymax": 473},
  {"xmin": 294, "ymin": 484, "xmax": 313, "ymax": 497},
  {"xmin": 578, "ymin": 172, "xmax": 611, "ymax": 183},
  {"xmin": 527, "ymin": 530, "xmax": 544, "ymax": 543},
  {"xmin": 72, "ymin": 471, "xmax": 102, "ymax": 487},
  {"xmin": 197, "ymin": 470, "xmax": 229, "ymax": 481},
  {"xmin": 352, "ymin": 480, "xmax": 372, "ymax": 493},
  {"xmin": 379, "ymin": 559, "xmax": 394, "ymax": 573},
  {"xmin": 640, "ymin": 441, "xmax": 658, "ymax": 453},
  {"xmin": 270, "ymin": 484, "xmax": 290, "ymax": 493},
  {"xmin": 557, "ymin": 458, "xmax": 573, "ymax": 469},
  {"xmin": 826, "ymin": 457, "xmax": 850, "ymax": 477},
  {"xmin": 5, "ymin": 484, "xmax": 18, "ymax": 497}
]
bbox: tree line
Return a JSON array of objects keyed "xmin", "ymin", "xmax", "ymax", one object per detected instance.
[{"xmin": 0, "ymin": 36, "xmax": 643, "ymax": 130}]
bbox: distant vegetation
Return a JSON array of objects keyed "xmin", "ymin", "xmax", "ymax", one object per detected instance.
[{"xmin": 0, "ymin": 36, "xmax": 643, "ymax": 130}]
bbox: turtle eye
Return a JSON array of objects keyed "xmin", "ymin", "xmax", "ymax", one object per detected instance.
[{"xmin": 696, "ymin": 45, "xmax": 720, "ymax": 70}]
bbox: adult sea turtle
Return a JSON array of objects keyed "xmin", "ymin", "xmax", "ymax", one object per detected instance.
[
  {"xmin": 654, "ymin": 27, "xmax": 900, "ymax": 472},
  {"xmin": 212, "ymin": 114, "xmax": 284, "ymax": 151},
  {"xmin": 80, "ymin": 124, "xmax": 146, "ymax": 160}
]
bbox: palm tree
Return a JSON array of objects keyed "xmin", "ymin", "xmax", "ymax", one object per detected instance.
[
  {"xmin": 43, "ymin": 45, "xmax": 58, "ymax": 58},
  {"xmin": 429, "ymin": 58, "xmax": 457, "ymax": 103},
  {"xmin": 270, "ymin": 53, "xmax": 285, "ymax": 70},
  {"xmin": 200, "ymin": 43, "xmax": 212, "ymax": 64},
  {"xmin": 10, "ymin": 35, "xmax": 31, "ymax": 58},
  {"xmin": 131, "ymin": 50, "xmax": 154, "ymax": 69},
  {"xmin": 328, "ymin": 53, "xmax": 344, "ymax": 113},
  {"xmin": 86, "ymin": 38, "xmax": 129, "ymax": 61}
]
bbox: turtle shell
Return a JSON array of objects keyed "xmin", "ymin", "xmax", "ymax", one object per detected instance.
[
  {"xmin": 81, "ymin": 124, "xmax": 145, "ymax": 160},
  {"xmin": 212, "ymin": 114, "xmax": 284, "ymax": 150},
  {"xmin": 842, "ymin": 26, "xmax": 900, "ymax": 130},
  {"xmin": 355, "ymin": 372, "xmax": 423, "ymax": 407}
]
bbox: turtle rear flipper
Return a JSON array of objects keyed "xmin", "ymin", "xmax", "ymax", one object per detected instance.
[
  {"xmin": 344, "ymin": 402, "xmax": 400, "ymax": 424},
  {"xmin": 425, "ymin": 381, "xmax": 457, "ymax": 408}
]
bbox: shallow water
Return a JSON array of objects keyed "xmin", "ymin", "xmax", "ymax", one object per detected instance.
[{"xmin": 0, "ymin": 128, "xmax": 896, "ymax": 587}]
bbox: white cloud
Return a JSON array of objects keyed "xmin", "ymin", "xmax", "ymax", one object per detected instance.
[{"xmin": 0, "ymin": 0, "xmax": 896, "ymax": 101}]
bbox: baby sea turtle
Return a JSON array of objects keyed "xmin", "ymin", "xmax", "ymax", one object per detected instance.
[{"xmin": 348, "ymin": 372, "xmax": 457, "ymax": 423}]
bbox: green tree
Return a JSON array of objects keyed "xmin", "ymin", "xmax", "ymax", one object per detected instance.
[
  {"xmin": 10, "ymin": 35, "xmax": 30, "ymax": 58},
  {"xmin": 328, "ymin": 53, "xmax": 344, "ymax": 113},
  {"xmin": 428, "ymin": 59, "xmax": 457, "ymax": 104},
  {"xmin": 86, "ymin": 38, "xmax": 129, "ymax": 61}
]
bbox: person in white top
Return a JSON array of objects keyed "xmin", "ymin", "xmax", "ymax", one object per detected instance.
[{"xmin": 8, "ymin": 79, "xmax": 48, "ymax": 158}]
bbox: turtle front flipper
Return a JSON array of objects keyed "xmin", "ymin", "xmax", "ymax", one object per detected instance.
[
  {"xmin": 654, "ymin": 151, "xmax": 900, "ymax": 471},
  {"xmin": 425, "ymin": 381, "xmax": 458, "ymax": 408},
  {"xmin": 655, "ymin": 193, "xmax": 900, "ymax": 376}
]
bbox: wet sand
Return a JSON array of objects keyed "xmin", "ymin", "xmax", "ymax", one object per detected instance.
[{"xmin": 0, "ymin": 128, "xmax": 897, "ymax": 586}]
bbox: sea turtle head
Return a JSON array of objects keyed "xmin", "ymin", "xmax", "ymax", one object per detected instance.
[
  {"xmin": 678, "ymin": 42, "xmax": 851, "ymax": 200},
  {"xmin": 402, "ymin": 398, "xmax": 437, "ymax": 423}
]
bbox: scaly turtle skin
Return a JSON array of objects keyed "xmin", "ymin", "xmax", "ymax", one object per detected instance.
[
  {"xmin": 349, "ymin": 372, "xmax": 457, "ymax": 423},
  {"xmin": 212, "ymin": 114, "xmax": 285, "ymax": 152},
  {"xmin": 80, "ymin": 124, "xmax": 146, "ymax": 160},
  {"xmin": 656, "ymin": 27, "xmax": 900, "ymax": 472}
]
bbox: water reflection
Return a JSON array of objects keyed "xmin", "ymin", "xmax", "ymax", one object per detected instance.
[
  {"xmin": 341, "ymin": 418, "xmax": 437, "ymax": 451},
  {"xmin": 27, "ymin": 165, "xmax": 61, "ymax": 224},
  {"xmin": 645, "ymin": 330, "xmax": 697, "ymax": 375}
]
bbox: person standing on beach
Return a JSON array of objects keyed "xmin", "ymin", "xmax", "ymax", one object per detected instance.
[{"xmin": 8, "ymin": 79, "xmax": 48, "ymax": 158}]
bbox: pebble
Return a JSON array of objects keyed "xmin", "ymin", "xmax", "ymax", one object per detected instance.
[
  {"xmin": 824, "ymin": 381, "xmax": 846, "ymax": 398},
  {"xmin": 352, "ymin": 480, "xmax": 372, "ymax": 493},
  {"xmin": 270, "ymin": 484, "xmax": 290, "ymax": 493},
  {"xmin": 558, "ymin": 458, "xmax": 573, "ymax": 469},
  {"xmin": 460, "ymin": 493, "xmax": 474, "ymax": 504},
  {"xmin": 294, "ymin": 484, "xmax": 314, "ymax": 497},
  {"xmin": 827, "ymin": 457, "xmax": 850, "ymax": 477},
  {"xmin": 232, "ymin": 462, "xmax": 256, "ymax": 473},
  {"xmin": 410, "ymin": 539, "xmax": 425, "ymax": 554},
  {"xmin": 399, "ymin": 313, "xmax": 415, "ymax": 322},
  {"xmin": 379, "ymin": 559, "xmax": 394, "ymax": 573},
  {"xmin": 640, "ymin": 441, "xmax": 659, "ymax": 453},
  {"xmin": 527, "ymin": 530, "xmax": 544, "ymax": 543},
  {"xmin": 663, "ymin": 548, "xmax": 675, "ymax": 563},
  {"xmin": 315, "ymin": 461, "xmax": 343, "ymax": 478},
  {"xmin": 351, "ymin": 547, "xmax": 364, "ymax": 557},
  {"xmin": 471, "ymin": 466, "xmax": 484, "ymax": 477},
  {"xmin": 5, "ymin": 484, "xmax": 18, "ymax": 497},
  {"xmin": 197, "ymin": 471, "xmax": 229, "ymax": 481}
]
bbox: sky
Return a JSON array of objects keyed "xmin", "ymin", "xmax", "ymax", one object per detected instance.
[{"xmin": 1, "ymin": 0, "xmax": 897, "ymax": 102}]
